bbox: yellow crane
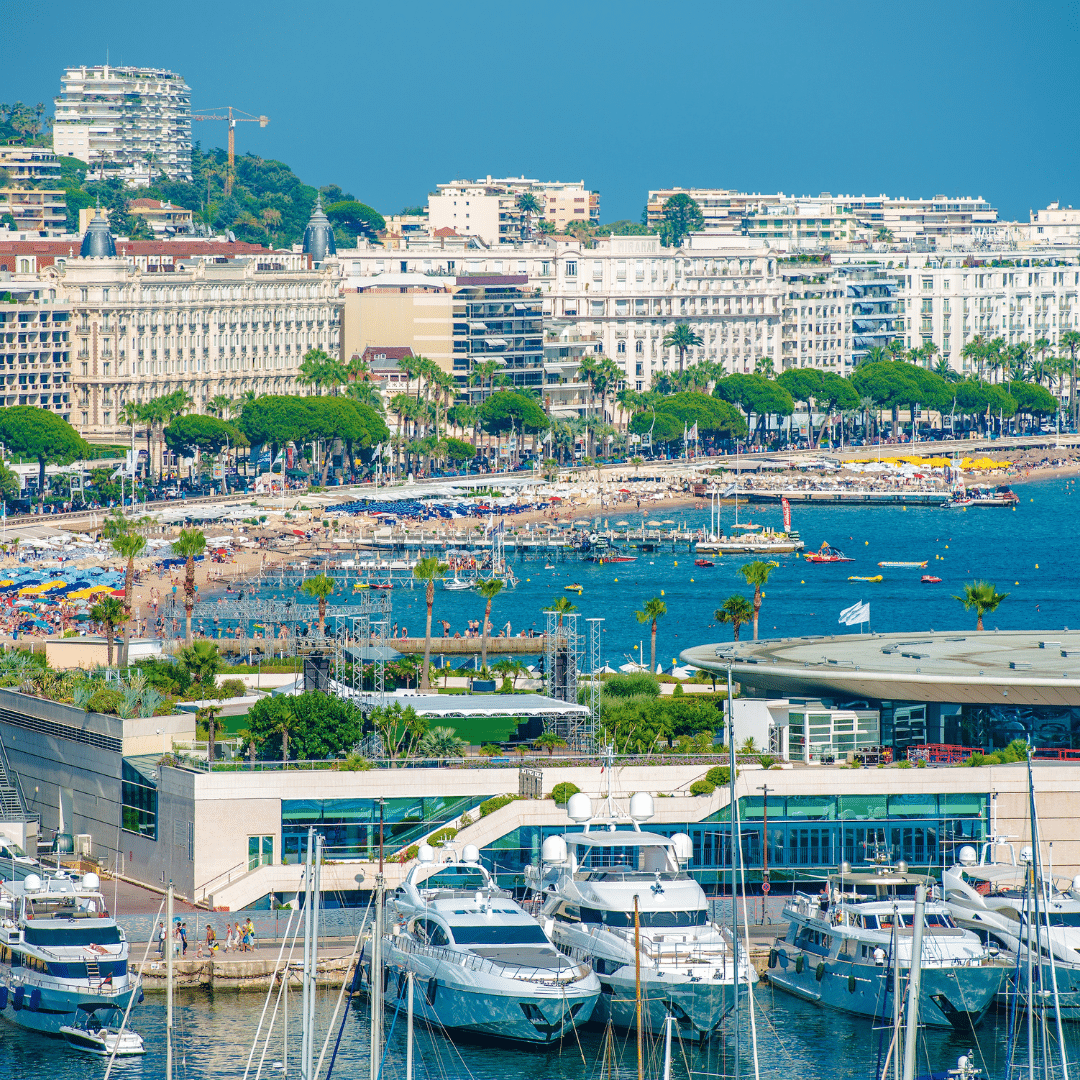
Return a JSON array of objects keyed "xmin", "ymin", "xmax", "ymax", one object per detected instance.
[{"xmin": 191, "ymin": 106, "xmax": 269, "ymax": 197}]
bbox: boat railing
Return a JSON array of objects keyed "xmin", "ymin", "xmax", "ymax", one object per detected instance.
[
  {"xmin": 597, "ymin": 923, "xmax": 736, "ymax": 966},
  {"xmin": 389, "ymin": 933, "xmax": 591, "ymax": 987}
]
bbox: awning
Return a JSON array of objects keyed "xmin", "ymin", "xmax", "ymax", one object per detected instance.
[
  {"xmin": 485, "ymin": 337, "xmax": 508, "ymax": 347},
  {"xmin": 468, "ymin": 321, "xmax": 487, "ymax": 330}
]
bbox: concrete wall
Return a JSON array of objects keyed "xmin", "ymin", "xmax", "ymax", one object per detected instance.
[{"xmin": 341, "ymin": 291, "xmax": 453, "ymax": 373}]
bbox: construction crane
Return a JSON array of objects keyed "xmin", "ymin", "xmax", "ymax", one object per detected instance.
[{"xmin": 191, "ymin": 106, "xmax": 269, "ymax": 197}]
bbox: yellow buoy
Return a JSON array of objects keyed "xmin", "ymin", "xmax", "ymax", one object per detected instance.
[
  {"xmin": 865, "ymin": 541, "xmax": 869, "ymax": 545},
  {"xmin": 801, "ymin": 580, "xmax": 805, "ymax": 584},
  {"xmin": 661, "ymin": 589, "xmax": 665, "ymax": 596},
  {"xmin": 1015, "ymin": 581, "xmax": 1019, "ymax": 585},
  {"xmin": 674, "ymin": 561, "xmax": 678, "ymax": 566},
  {"xmin": 1036, "ymin": 564, "xmax": 1039, "ymax": 569},
  {"xmin": 690, "ymin": 578, "xmax": 694, "ymax": 583},
  {"xmin": 614, "ymin": 577, "xmax": 618, "ymax": 582}
]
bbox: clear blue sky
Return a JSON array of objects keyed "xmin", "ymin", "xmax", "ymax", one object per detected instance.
[{"xmin": 5, "ymin": 0, "xmax": 1079, "ymax": 223}]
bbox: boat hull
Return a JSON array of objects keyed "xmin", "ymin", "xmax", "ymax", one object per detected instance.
[
  {"xmin": 766, "ymin": 949, "xmax": 1004, "ymax": 1029},
  {"xmin": 0, "ymin": 979, "xmax": 140, "ymax": 1038},
  {"xmin": 376, "ymin": 946, "xmax": 599, "ymax": 1046}
]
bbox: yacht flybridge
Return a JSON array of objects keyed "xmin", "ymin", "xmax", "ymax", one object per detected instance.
[
  {"xmin": 768, "ymin": 860, "xmax": 1005, "ymax": 1029},
  {"xmin": 380, "ymin": 844, "xmax": 600, "ymax": 1045},
  {"xmin": 943, "ymin": 840, "xmax": 1080, "ymax": 1016},
  {"xmin": 525, "ymin": 789, "xmax": 751, "ymax": 1039}
]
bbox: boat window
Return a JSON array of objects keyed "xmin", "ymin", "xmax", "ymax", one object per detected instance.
[
  {"xmin": 23, "ymin": 924, "xmax": 122, "ymax": 947},
  {"xmin": 580, "ymin": 907, "xmax": 708, "ymax": 928},
  {"xmin": 423, "ymin": 868, "xmax": 488, "ymax": 889},
  {"xmin": 449, "ymin": 924, "xmax": 549, "ymax": 945},
  {"xmin": 924, "ymin": 913, "xmax": 956, "ymax": 928},
  {"xmin": 862, "ymin": 915, "xmax": 878, "ymax": 929},
  {"xmin": 1044, "ymin": 912, "xmax": 1080, "ymax": 928},
  {"xmin": 414, "ymin": 919, "xmax": 450, "ymax": 947}
]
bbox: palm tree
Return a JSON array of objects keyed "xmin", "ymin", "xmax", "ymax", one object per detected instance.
[
  {"xmin": 715, "ymin": 595, "xmax": 754, "ymax": 641},
  {"xmin": 90, "ymin": 596, "xmax": 127, "ymax": 667},
  {"xmin": 634, "ymin": 597, "xmax": 667, "ymax": 674},
  {"xmin": 173, "ymin": 527, "xmax": 206, "ymax": 644},
  {"xmin": 738, "ymin": 560, "xmax": 778, "ymax": 641},
  {"xmin": 197, "ymin": 704, "xmax": 223, "ymax": 764},
  {"xmin": 177, "ymin": 639, "xmax": 222, "ymax": 688},
  {"xmin": 418, "ymin": 726, "xmax": 466, "ymax": 759},
  {"xmin": 120, "ymin": 400, "xmax": 142, "ymax": 474},
  {"xmin": 110, "ymin": 530, "xmax": 146, "ymax": 664},
  {"xmin": 1061, "ymin": 330, "xmax": 1080, "ymax": 428},
  {"xmin": 476, "ymin": 578, "xmax": 504, "ymax": 670},
  {"xmin": 662, "ymin": 323, "xmax": 704, "ymax": 374},
  {"xmin": 261, "ymin": 206, "xmax": 281, "ymax": 244},
  {"xmin": 516, "ymin": 192, "xmax": 543, "ymax": 241},
  {"xmin": 543, "ymin": 595, "xmax": 578, "ymax": 626},
  {"xmin": 413, "ymin": 556, "xmax": 449, "ymax": 689},
  {"xmin": 953, "ymin": 581, "xmax": 1009, "ymax": 631},
  {"xmin": 300, "ymin": 573, "xmax": 336, "ymax": 636},
  {"xmin": 208, "ymin": 394, "xmax": 234, "ymax": 420},
  {"xmin": 272, "ymin": 703, "xmax": 298, "ymax": 762}
]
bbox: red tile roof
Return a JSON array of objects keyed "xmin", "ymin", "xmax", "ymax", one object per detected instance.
[{"xmin": 433, "ymin": 226, "xmax": 459, "ymax": 237}]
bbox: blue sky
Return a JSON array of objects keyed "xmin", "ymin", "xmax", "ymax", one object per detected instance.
[{"xmin": 5, "ymin": 1, "xmax": 1079, "ymax": 223}]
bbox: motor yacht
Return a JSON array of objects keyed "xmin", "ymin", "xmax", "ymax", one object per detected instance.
[
  {"xmin": 525, "ymin": 790, "xmax": 751, "ymax": 1040},
  {"xmin": 0, "ymin": 871, "xmax": 144, "ymax": 1046},
  {"xmin": 943, "ymin": 840, "xmax": 1080, "ymax": 1017},
  {"xmin": 768, "ymin": 861, "xmax": 1005, "ymax": 1029},
  {"xmin": 379, "ymin": 845, "xmax": 600, "ymax": 1045}
]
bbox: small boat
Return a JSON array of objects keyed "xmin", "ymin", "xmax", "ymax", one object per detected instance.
[
  {"xmin": 60, "ymin": 1007, "xmax": 146, "ymax": 1057},
  {"xmin": 564, "ymin": 583, "xmax": 583, "ymax": 593},
  {"xmin": 369, "ymin": 581, "xmax": 394, "ymax": 590},
  {"xmin": 544, "ymin": 564, "xmax": 556, "ymax": 570},
  {"xmin": 921, "ymin": 574, "xmax": 942, "ymax": 583},
  {"xmin": 442, "ymin": 576, "xmax": 472, "ymax": 591},
  {"xmin": 848, "ymin": 574, "xmax": 883, "ymax": 582},
  {"xmin": 941, "ymin": 498, "xmax": 973, "ymax": 509},
  {"xmin": 694, "ymin": 558, "xmax": 715, "ymax": 567},
  {"xmin": 804, "ymin": 542, "xmax": 853, "ymax": 564},
  {"xmin": 877, "ymin": 560, "xmax": 928, "ymax": 568},
  {"xmin": 352, "ymin": 581, "xmax": 369, "ymax": 591},
  {"xmin": 586, "ymin": 554, "xmax": 637, "ymax": 564}
]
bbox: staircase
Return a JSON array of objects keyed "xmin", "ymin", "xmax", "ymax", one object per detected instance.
[
  {"xmin": 0, "ymin": 736, "xmax": 30, "ymax": 821},
  {"xmin": 85, "ymin": 957, "xmax": 100, "ymax": 983}
]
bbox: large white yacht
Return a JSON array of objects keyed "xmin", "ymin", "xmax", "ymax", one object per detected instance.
[
  {"xmin": 525, "ymin": 791, "xmax": 752, "ymax": 1040},
  {"xmin": 380, "ymin": 844, "xmax": 600, "ymax": 1045},
  {"xmin": 768, "ymin": 861, "xmax": 1005, "ymax": 1029},
  {"xmin": 943, "ymin": 840, "xmax": 1080, "ymax": 1016},
  {"xmin": 0, "ymin": 870, "xmax": 144, "ymax": 1048}
]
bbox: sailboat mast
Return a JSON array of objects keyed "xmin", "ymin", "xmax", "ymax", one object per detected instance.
[
  {"xmin": 166, "ymin": 881, "xmax": 173, "ymax": 1080},
  {"xmin": 406, "ymin": 970, "xmax": 414, "ymax": 1080},
  {"xmin": 892, "ymin": 904, "xmax": 900, "ymax": 1080},
  {"xmin": 728, "ymin": 664, "xmax": 740, "ymax": 1080},
  {"xmin": 371, "ymin": 874, "xmax": 384, "ymax": 1080},
  {"xmin": 301, "ymin": 829, "xmax": 313, "ymax": 1079},
  {"xmin": 900, "ymin": 885, "xmax": 926, "ymax": 1080},
  {"xmin": 663, "ymin": 1013, "xmax": 673, "ymax": 1080},
  {"xmin": 634, "ymin": 894, "xmax": 643, "ymax": 1080}
]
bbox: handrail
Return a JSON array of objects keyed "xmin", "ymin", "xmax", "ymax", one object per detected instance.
[
  {"xmin": 195, "ymin": 859, "xmax": 248, "ymax": 898},
  {"xmin": 389, "ymin": 933, "xmax": 590, "ymax": 987}
]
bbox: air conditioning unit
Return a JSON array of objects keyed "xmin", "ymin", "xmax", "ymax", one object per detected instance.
[{"xmin": 74, "ymin": 834, "xmax": 93, "ymax": 858}]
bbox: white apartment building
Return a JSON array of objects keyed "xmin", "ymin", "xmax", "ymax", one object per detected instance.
[
  {"xmin": 646, "ymin": 188, "xmax": 999, "ymax": 246},
  {"xmin": 53, "ymin": 65, "xmax": 192, "ymax": 183},
  {"xmin": 428, "ymin": 177, "xmax": 599, "ymax": 245},
  {"xmin": 0, "ymin": 281, "xmax": 72, "ymax": 418},
  {"xmin": 1030, "ymin": 204, "xmax": 1080, "ymax": 245},
  {"xmin": 0, "ymin": 147, "xmax": 67, "ymax": 235},
  {"xmin": 339, "ymin": 235, "xmax": 784, "ymax": 391}
]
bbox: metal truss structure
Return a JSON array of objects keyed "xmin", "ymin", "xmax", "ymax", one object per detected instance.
[{"xmin": 543, "ymin": 610, "xmax": 596, "ymax": 753}]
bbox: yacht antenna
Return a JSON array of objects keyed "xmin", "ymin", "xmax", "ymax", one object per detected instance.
[{"xmin": 634, "ymin": 894, "xmax": 643, "ymax": 1080}]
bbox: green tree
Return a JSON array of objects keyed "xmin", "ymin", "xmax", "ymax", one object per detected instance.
[
  {"xmin": 177, "ymin": 639, "xmax": 223, "ymax": 688},
  {"xmin": 953, "ymin": 581, "xmax": 1009, "ymax": 631},
  {"xmin": 163, "ymin": 414, "xmax": 246, "ymax": 478},
  {"xmin": 1060, "ymin": 330, "xmax": 1080, "ymax": 428},
  {"xmin": 516, "ymin": 192, "xmax": 542, "ymax": 240},
  {"xmin": 738, "ymin": 560, "xmax": 778, "ymax": 641},
  {"xmin": 413, "ymin": 556, "xmax": 449, "ymax": 688},
  {"xmin": 369, "ymin": 702, "xmax": 428, "ymax": 763},
  {"xmin": 173, "ymin": 527, "xmax": 207, "ymax": 644},
  {"xmin": 543, "ymin": 595, "xmax": 578, "ymax": 625},
  {"xmin": 476, "ymin": 578, "xmax": 504, "ymax": 670},
  {"xmin": 247, "ymin": 691, "xmax": 361, "ymax": 761},
  {"xmin": 662, "ymin": 323, "xmax": 704, "ymax": 374},
  {"xmin": 89, "ymin": 596, "xmax": 127, "ymax": 667},
  {"xmin": 658, "ymin": 193, "xmax": 704, "ymax": 247},
  {"xmin": 300, "ymin": 573, "xmax": 336, "ymax": 635},
  {"xmin": 323, "ymin": 200, "xmax": 385, "ymax": 242},
  {"xmin": 419, "ymin": 726, "xmax": 466, "ymax": 759},
  {"xmin": 715, "ymin": 595, "xmax": 754, "ymax": 641},
  {"xmin": 0, "ymin": 407, "xmax": 87, "ymax": 508},
  {"xmin": 534, "ymin": 733, "xmax": 567, "ymax": 757},
  {"xmin": 109, "ymin": 531, "xmax": 146, "ymax": 664},
  {"xmin": 635, "ymin": 597, "xmax": 668, "ymax": 675}
]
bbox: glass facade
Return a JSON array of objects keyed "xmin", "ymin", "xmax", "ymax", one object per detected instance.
[
  {"xmin": 281, "ymin": 795, "xmax": 479, "ymax": 862},
  {"xmin": 121, "ymin": 758, "xmax": 158, "ymax": 839},
  {"xmin": 957, "ymin": 704, "xmax": 1080, "ymax": 750},
  {"xmin": 479, "ymin": 792, "xmax": 988, "ymax": 887}
]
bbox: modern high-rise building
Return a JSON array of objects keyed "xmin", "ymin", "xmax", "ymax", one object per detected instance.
[
  {"xmin": 52, "ymin": 65, "xmax": 192, "ymax": 184},
  {"xmin": 0, "ymin": 147, "xmax": 67, "ymax": 234}
]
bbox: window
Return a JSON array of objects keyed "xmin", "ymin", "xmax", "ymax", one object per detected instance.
[
  {"xmin": 922, "ymin": 278, "xmax": 933, "ymax": 291},
  {"xmin": 121, "ymin": 759, "xmax": 157, "ymax": 839},
  {"xmin": 248, "ymin": 835, "xmax": 273, "ymax": 871},
  {"xmin": 565, "ymin": 261, "xmax": 577, "ymax": 277},
  {"xmin": 450, "ymin": 924, "xmax": 549, "ymax": 945}
]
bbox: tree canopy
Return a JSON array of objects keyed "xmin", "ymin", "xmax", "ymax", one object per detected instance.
[
  {"xmin": 629, "ymin": 391, "xmax": 746, "ymax": 442},
  {"xmin": 658, "ymin": 194, "xmax": 704, "ymax": 248},
  {"xmin": 477, "ymin": 390, "xmax": 548, "ymax": 434},
  {"xmin": 246, "ymin": 691, "xmax": 361, "ymax": 761},
  {"xmin": 323, "ymin": 200, "xmax": 386, "ymax": 243},
  {"xmin": 0, "ymin": 407, "xmax": 88, "ymax": 492},
  {"xmin": 163, "ymin": 413, "xmax": 246, "ymax": 459}
]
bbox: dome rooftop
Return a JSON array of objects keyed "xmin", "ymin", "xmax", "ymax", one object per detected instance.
[
  {"xmin": 302, "ymin": 194, "xmax": 336, "ymax": 265},
  {"xmin": 80, "ymin": 198, "xmax": 116, "ymax": 258}
]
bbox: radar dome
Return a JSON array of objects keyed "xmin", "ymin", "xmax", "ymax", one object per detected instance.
[
  {"xmin": 461, "ymin": 845, "xmax": 480, "ymax": 864},
  {"xmin": 417, "ymin": 843, "xmax": 434, "ymax": 864},
  {"xmin": 23, "ymin": 874, "xmax": 41, "ymax": 892},
  {"xmin": 840, "ymin": 861, "xmax": 852, "ymax": 875},
  {"xmin": 542, "ymin": 836, "xmax": 568, "ymax": 864},
  {"xmin": 1071, "ymin": 874, "xmax": 1080, "ymax": 897},
  {"xmin": 567, "ymin": 793, "xmax": 592, "ymax": 823},
  {"xmin": 958, "ymin": 845, "xmax": 978, "ymax": 867},
  {"xmin": 629, "ymin": 792, "xmax": 655, "ymax": 822},
  {"xmin": 1021, "ymin": 846, "xmax": 1033, "ymax": 863},
  {"xmin": 670, "ymin": 833, "xmax": 692, "ymax": 864},
  {"xmin": 896, "ymin": 861, "xmax": 908, "ymax": 874},
  {"xmin": 82, "ymin": 872, "xmax": 100, "ymax": 891}
]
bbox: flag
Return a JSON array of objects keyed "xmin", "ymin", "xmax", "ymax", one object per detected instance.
[
  {"xmin": 839, "ymin": 601, "xmax": 870, "ymax": 626},
  {"xmin": 689, "ymin": 422, "xmax": 699, "ymax": 441},
  {"xmin": 781, "ymin": 496, "xmax": 791, "ymax": 533}
]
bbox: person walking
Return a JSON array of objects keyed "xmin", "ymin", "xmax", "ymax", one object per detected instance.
[
  {"xmin": 179, "ymin": 922, "xmax": 188, "ymax": 956},
  {"xmin": 245, "ymin": 917, "xmax": 257, "ymax": 951},
  {"xmin": 224, "ymin": 923, "xmax": 236, "ymax": 953},
  {"xmin": 156, "ymin": 921, "xmax": 166, "ymax": 958}
]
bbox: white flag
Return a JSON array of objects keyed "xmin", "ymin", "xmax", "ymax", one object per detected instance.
[
  {"xmin": 689, "ymin": 422, "xmax": 699, "ymax": 441},
  {"xmin": 839, "ymin": 601, "xmax": 869, "ymax": 626}
]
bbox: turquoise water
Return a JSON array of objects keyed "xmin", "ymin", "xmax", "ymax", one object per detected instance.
[
  {"xmin": 272, "ymin": 475, "xmax": 1078, "ymax": 671},
  {"xmin": 11, "ymin": 981, "xmax": 1066, "ymax": 1080}
]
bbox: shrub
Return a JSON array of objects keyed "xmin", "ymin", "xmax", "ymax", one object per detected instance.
[
  {"xmin": 757, "ymin": 755, "xmax": 777, "ymax": 770},
  {"xmin": 428, "ymin": 827, "xmax": 458, "ymax": 846},
  {"xmin": 339, "ymin": 753, "xmax": 373, "ymax": 771},
  {"xmin": 896, "ymin": 759, "xmax": 913, "ymax": 769},
  {"xmin": 672, "ymin": 683, "xmax": 684, "ymax": 697},
  {"xmin": 603, "ymin": 673, "xmax": 661, "ymax": 698},
  {"xmin": 87, "ymin": 685, "xmax": 123, "ymax": 715},
  {"xmin": 706, "ymin": 765, "xmax": 733, "ymax": 787},
  {"xmin": 478, "ymin": 743, "xmax": 502, "ymax": 757},
  {"xmin": 479, "ymin": 794, "xmax": 517, "ymax": 817},
  {"xmin": 404, "ymin": 844, "xmax": 419, "ymax": 861},
  {"xmin": 220, "ymin": 677, "xmax": 246, "ymax": 699},
  {"xmin": 458, "ymin": 811, "xmax": 473, "ymax": 829},
  {"xmin": 915, "ymin": 758, "xmax": 927, "ymax": 768},
  {"xmin": 550, "ymin": 781, "xmax": 580, "ymax": 805},
  {"xmin": 689, "ymin": 779, "xmax": 716, "ymax": 796}
]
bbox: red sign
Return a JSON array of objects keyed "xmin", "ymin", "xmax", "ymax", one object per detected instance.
[
  {"xmin": 761, "ymin": 881, "xmax": 771, "ymax": 894},
  {"xmin": 781, "ymin": 497, "xmax": 791, "ymax": 533}
]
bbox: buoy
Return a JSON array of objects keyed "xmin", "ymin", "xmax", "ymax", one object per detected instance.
[
  {"xmin": 674, "ymin": 561, "xmax": 678, "ymax": 566},
  {"xmin": 614, "ymin": 577, "xmax": 618, "ymax": 582},
  {"xmin": 1036, "ymin": 564, "xmax": 1039, "ymax": 569},
  {"xmin": 661, "ymin": 589, "xmax": 665, "ymax": 595},
  {"xmin": 690, "ymin": 578, "xmax": 694, "ymax": 583},
  {"xmin": 1015, "ymin": 581, "xmax": 1019, "ymax": 585},
  {"xmin": 865, "ymin": 541, "xmax": 869, "ymax": 545},
  {"xmin": 801, "ymin": 580, "xmax": 805, "ymax": 584}
]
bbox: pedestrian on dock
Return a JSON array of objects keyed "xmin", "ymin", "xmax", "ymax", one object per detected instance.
[
  {"xmin": 156, "ymin": 921, "xmax": 165, "ymax": 957},
  {"xmin": 245, "ymin": 917, "xmax": 256, "ymax": 950},
  {"xmin": 179, "ymin": 922, "xmax": 188, "ymax": 956},
  {"xmin": 225, "ymin": 923, "xmax": 236, "ymax": 952}
]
